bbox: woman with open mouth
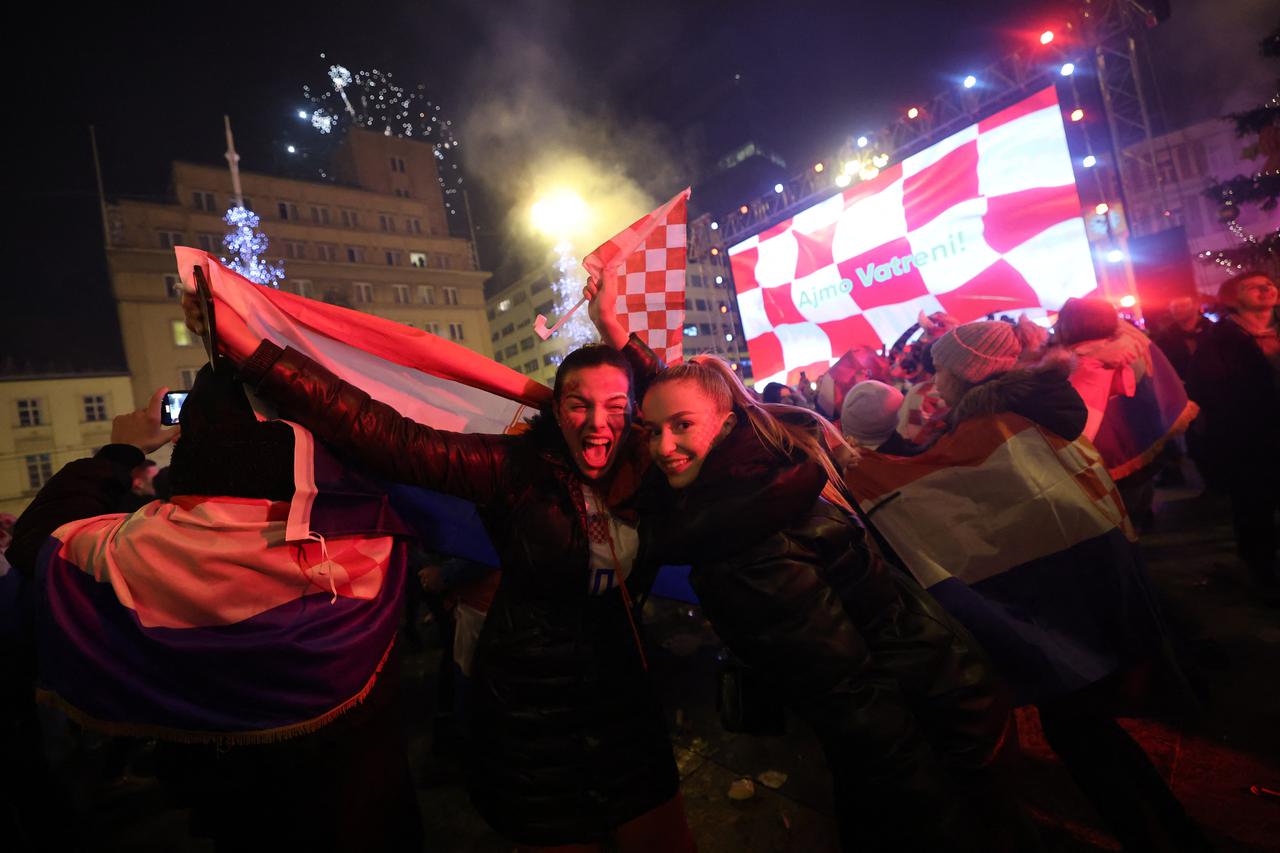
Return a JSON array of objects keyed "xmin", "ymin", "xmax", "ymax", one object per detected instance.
[
  {"xmin": 185, "ymin": 293, "xmax": 694, "ymax": 853},
  {"xmin": 585, "ymin": 276, "xmax": 1026, "ymax": 853}
]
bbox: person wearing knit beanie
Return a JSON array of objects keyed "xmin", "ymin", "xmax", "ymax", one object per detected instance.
[
  {"xmin": 841, "ymin": 380, "xmax": 905, "ymax": 447},
  {"xmin": 930, "ymin": 321, "xmax": 1023, "ymax": 385}
]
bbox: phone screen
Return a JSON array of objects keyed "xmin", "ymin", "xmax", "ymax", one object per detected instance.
[{"xmin": 162, "ymin": 391, "xmax": 190, "ymax": 426}]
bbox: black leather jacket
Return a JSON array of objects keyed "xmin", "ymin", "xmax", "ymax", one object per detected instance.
[
  {"xmin": 640, "ymin": 418, "xmax": 1011, "ymax": 851},
  {"xmin": 239, "ymin": 341, "xmax": 676, "ymax": 845}
]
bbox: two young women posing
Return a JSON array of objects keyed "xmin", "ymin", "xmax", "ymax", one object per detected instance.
[{"xmin": 194, "ymin": 276, "xmax": 1017, "ymax": 852}]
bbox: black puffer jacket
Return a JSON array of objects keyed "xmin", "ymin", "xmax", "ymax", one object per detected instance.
[
  {"xmin": 238, "ymin": 342, "xmax": 677, "ymax": 845},
  {"xmin": 639, "ymin": 417, "xmax": 1010, "ymax": 852}
]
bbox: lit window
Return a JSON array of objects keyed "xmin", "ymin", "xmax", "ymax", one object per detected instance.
[
  {"xmin": 353, "ymin": 282, "xmax": 374, "ymax": 303},
  {"xmin": 17, "ymin": 399, "xmax": 43, "ymax": 427},
  {"xmin": 172, "ymin": 320, "xmax": 194, "ymax": 347},
  {"xmin": 83, "ymin": 395, "xmax": 108, "ymax": 422},
  {"xmin": 409, "ymin": 252, "xmax": 428, "ymax": 268},
  {"xmin": 26, "ymin": 453, "xmax": 53, "ymax": 490}
]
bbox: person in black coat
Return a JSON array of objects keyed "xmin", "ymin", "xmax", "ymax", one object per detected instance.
[
  {"xmin": 585, "ymin": 277, "xmax": 1020, "ymax": 852},
  {"xmin": 186, "ymin": 293, "xmax": 693, "ymax": 852},
  {"xmin": 927, "ymin": 321, "xmax": 1213, "ymax": 853},
  {"xmin": 1186, "ymin": 271, "xmax": 1279, "ymax": 595}
]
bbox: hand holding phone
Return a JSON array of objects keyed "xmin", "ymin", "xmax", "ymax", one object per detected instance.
[
  {"xmin": 111, "ymin": 387, "xmax": 180, "ymax": 453},
  {"xmin": 161, "ymin": 391, "xmax": 190, "ymax": 426}
]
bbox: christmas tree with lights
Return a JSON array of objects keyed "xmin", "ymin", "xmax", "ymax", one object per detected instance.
[
  {"xmin": 220, "ymin": 116, "xmax": 285, "ymax": 287},
  {"xmin": 1200, "ymin": 25, "xmax": 1280, "ymax": 273}
]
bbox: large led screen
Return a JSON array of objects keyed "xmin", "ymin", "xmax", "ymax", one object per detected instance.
[{"xmin": 728, "ymin": 86, "xmax": 1097, "ymax": 386}]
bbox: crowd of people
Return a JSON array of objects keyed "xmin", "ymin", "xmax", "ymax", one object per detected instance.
[{"xmin": 1, "ymin": 268, "xmax": 1276, "ymax": 852}]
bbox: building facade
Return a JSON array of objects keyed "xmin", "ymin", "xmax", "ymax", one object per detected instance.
[
  {"xmin": 0, "ymin": 371, "xmax": 135, "ymax": 516},
  {"xmin": 106, "ymin": 129, "xmax": 492, "ymax": 408},
  {"xmin": 1122, "ymin": 117, "xmax": 1280, "ymax": 294}
]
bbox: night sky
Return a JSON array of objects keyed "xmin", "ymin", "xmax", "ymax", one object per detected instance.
[{"xmin": 6, "ymin": 0, "xmax": 1270, "ymax": 371}]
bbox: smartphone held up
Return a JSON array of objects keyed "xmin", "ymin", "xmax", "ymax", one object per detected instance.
[{"xmin": 161, "ymin": 391, "xmax": 190, "ymax": 426}]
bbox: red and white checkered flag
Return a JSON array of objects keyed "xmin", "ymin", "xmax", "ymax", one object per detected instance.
[{"xmin": 584, "ymin": 188, "xmax": 691, "ymax": 364}]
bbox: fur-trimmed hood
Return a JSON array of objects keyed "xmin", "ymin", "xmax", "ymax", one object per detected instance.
[{"xmin": 950, "ymin": 350, "xmax": 1088, "ymax": 440}]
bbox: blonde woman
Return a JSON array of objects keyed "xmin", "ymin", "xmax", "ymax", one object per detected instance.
[{"xmin": 587, "ymin": 279, "xmax": 1024, "ymax": 853}]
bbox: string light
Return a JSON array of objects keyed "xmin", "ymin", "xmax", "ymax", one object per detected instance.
[{"xmin": 222, "ymin": 205, "xmax": 285, "ymax": 287}]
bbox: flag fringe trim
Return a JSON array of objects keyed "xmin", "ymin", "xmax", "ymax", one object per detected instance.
[
  {"xmin": 1105, "ymin": 401, "xmax": 1200, "ymax": 481},
  {"xmin": 34, "ymin": 634, "xmax": 397, "ymax": 747}
]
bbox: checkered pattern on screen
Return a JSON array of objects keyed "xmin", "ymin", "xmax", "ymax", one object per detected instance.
[{"xmin": 727, "ymin": 87, "xmax": 1099, "ymax": 386}]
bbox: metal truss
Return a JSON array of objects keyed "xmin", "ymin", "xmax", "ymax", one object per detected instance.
[{"xmin": 693, "ymin": 0, "xmax": 1167, "ymax": 251}]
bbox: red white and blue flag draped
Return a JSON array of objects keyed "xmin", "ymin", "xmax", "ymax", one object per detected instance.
[
  {"xmin": 584, "ymin": 188, "xmax": 691, "ymax": 365},
  {"xmin": 174, "ymin": 247, "xmax": 544, "ymax": 566},
  {"xmin": 846, "ymin": 415, "xmax": 1167, "ymax": 703},
  {"xmin": 729, "ymin": 86, "xmax": 1098, "ymax": 386},
  {"xmin": 1067, "ymin": 335, "xmax": 1199, "ymax": 480},
  {"xmin": 37, "ymin": 430, "xmax": 415, "ymax": 743},
  {"xmin": 32, "ymin": 250, "xmax": 556, "ymax": 742}
]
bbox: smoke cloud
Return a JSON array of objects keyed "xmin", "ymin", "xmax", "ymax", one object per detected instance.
[{"xmin": 453, "ymin": 0, "xmax": 688, "ymax": 271}]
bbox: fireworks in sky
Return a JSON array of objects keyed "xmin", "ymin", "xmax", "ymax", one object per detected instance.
[{"xmin": 299, "ymin": 56, "xmax": 465, "ymax": 219}]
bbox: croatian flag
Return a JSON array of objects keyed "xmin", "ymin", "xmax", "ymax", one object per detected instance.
[
  {"xmin": 36, "ymin": 430, "xmax": 414, "ymax": 743},
  {"xmin": 846, "ymin": 414, "xmax": 1167, "ymax": 702},
  {"xmin": 176, "ymin": 248, "xmax": 551, "ymax": 565},
  {"xmin": 584, "ymin": 188, "xmax": 692, "ymax": 364},
  {"xmin": 729, "ymin": 86, "xmax": 1098, "ymax": 386},
  {"xmin": 175, "ymin": 248, "xmax": 550, "ymax": 432}
]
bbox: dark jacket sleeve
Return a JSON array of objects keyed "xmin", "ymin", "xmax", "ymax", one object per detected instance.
[
  {"xmin": 8, "ymin": 444, "xmax": 144, "ymax": 576},
  {"xmin": 239, "ymin": 341, "xmax": 514, "ymax": 505},
  {"xmin": 620, "ymin": 334, "xmax": 663, "ymax": 400},
  {"xmin": 689, "ymin": 515, "xmax": 948, "ymax": 803}
]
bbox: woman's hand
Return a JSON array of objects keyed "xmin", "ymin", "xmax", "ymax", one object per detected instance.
[
  {"xmin": 215, "ymin": 308, "xmax": 260, "ymax": 365},
  {"xmin": 111, "ymin": 387, "xmax": 179, "ymax": 454},
  {"xmin": 584, "ymin": 275, "xmax": 628, "ymax": 349},
  {"xmin": 180, "ymin": 290, "xmax": 260, "ymax": 366}
]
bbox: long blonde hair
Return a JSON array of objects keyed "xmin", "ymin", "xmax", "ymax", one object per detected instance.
[{"xmin": 646, "ymin": 356, "xmax": 855, "ymax": 512}]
